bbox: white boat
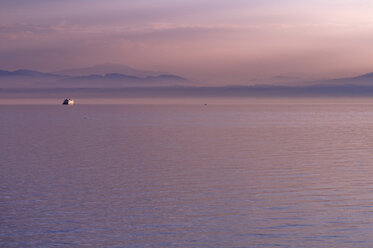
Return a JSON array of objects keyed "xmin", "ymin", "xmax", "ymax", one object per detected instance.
[{"xmin": 62, "ymin": 98, "xmax": 74, "ymax": 105}]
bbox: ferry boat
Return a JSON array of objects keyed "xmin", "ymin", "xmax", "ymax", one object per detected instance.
[{"xmin": 62, "ymin": 98, "xmax": 74, "ymax": 105}]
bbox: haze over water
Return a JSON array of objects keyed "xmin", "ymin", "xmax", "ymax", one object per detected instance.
[
  {"xmin": 2, "ymin": 100, "xmax": 373, "ymax": 247},
  {"xmin": 3, "ymin": 0, "xmax": 373, "ymax": 246}
]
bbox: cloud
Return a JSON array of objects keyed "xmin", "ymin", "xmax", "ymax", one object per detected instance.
[{"xmin": 2, "ymin": 0, "xmax": 373, "ymax": 83}]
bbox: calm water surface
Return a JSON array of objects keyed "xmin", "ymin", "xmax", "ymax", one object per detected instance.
[{"xmin": 1, "ymin": 101, "xmax": 373, "ymax": 247}]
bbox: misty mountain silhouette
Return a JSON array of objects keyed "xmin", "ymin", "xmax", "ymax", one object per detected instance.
[
  {"xmin": 54, "ymin": 63, "xmax": 166, "ymax": 77},
  {"xmin": 0, "ymin": 68, "xmax": 191, "ymax": 88},
  {"xmin": 3, "ymin": 69, "xmax": 373, "ymax": 97},
  {"xmin": 313, "ymin": 72, "xmax": 373, "ymax": 86},
  {"xmin": 0, "ymin": 69, "xmax": 61, "ymax": 77},
  {"xmin": 354, "ymin": 72, "xmax": 373, "ymax": 79},
  {"xmin": 57, "ymin": 72, "xmax": 191, "ymax": 87}
]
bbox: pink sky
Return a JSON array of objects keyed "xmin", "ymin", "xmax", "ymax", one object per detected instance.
[{"xmin": 1, "ymin": 0, "xmax": 373, "ymax": 84}]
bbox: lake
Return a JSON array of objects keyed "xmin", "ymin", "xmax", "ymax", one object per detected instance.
[{"xmin": 1, "ymin": 99, "xmax": 373, "ymax": 247}]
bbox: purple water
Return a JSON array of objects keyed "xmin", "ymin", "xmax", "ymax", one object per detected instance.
[{"xmin": 1, "ymin": 102, "xmax": 373, "ymax": 247}]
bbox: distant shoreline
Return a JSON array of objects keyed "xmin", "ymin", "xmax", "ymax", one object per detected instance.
[{"xmin": 2, "ymin": 85, "xmax": 373, "ymax": 98}]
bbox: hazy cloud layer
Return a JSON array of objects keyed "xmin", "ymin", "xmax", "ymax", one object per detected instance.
[{"xmin": 1, "ymin": 0, "xmax": 373, "ymax": 84}]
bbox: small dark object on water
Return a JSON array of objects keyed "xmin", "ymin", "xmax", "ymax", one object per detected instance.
[{"xmin": 62, "ymin": 98, "xmax": 74, "ymax": 105}]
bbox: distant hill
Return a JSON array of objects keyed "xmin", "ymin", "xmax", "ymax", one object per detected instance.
[
  {"xmin": 3, "ymin": 67, "xmax": 373, "ymax": 96},
  {"xmin": 54, "ymin": 63, "xmax": 166, "ymax": 77},
  {"xmin": 0, "ymin": 69, "xmax": 64, "ymax": 87},
  {"xmin": 0, "ymin": 68, "xmax": 192, "ymax": 88},
  {"xmin": 310, "ymin": 72, "xmax": 373, "ymax": 86},
  {"xmin": 0, "ymin": 69, "xmax": 61, "ymax": 78},
  {"xmin": 250, "ymin": 72, "xmax": 373, "ymax": 86},
  {"xmin": 56, "ymin": 73, "xmax": 191, "ymax": 87}
]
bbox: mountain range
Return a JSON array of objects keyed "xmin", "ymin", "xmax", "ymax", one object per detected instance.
[
  {"xmin": 54, "ymin": 63, "xmax": 166, "ymax": 77},
  {"xmin": 0, "ymin": 64, "xmax": 191, "ymax": 88},
  {"xmin": 313, "ymin": 72, "xmax": 373, "ymax": 86},
  {"xmin": 3, "ymin": 65, "xmax": 373, "ymax": 97}
]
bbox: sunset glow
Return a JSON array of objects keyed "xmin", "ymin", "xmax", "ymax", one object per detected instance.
[{"xmin": 1, "ymin": 0, "xmax": 373, "ymax": 84}]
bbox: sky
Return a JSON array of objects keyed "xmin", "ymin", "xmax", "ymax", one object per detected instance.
[{"xmin": 1, "ymin": 0, "xmax": 373, "ymax": 84}]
